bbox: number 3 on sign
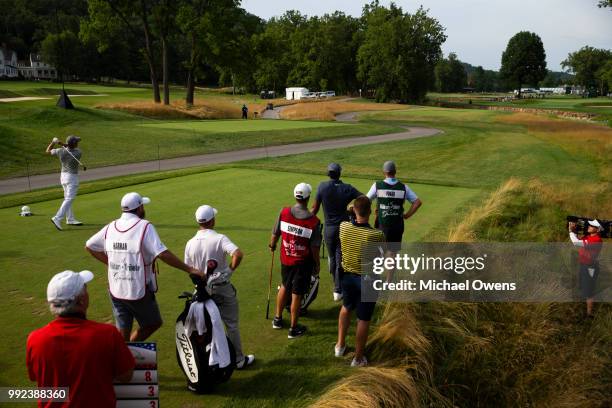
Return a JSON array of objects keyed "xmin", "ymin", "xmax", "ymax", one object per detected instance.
[
  {"xmin": 148, "ymin": 386, "xmax": 155, "ymax": 397},
  {"xmin": 149, "ymin": 401, "xmax": 156, "ymax": 408}
]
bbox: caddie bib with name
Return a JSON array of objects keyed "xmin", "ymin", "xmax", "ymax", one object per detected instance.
[
  {"xmin": 376, "ymin": 180, "xmax": 405, "ymax": 227},
  {"xmin": 279, "ymin": 207, "xmax": 319, "ymax": 265},
  {"xmin": 105, "ymin": 219, "xmax": 150, "ymax": 300}
]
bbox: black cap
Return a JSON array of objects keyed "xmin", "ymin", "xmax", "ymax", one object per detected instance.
[{"xmin": 327, "ymin": 162, "xmax": 341, "ymax": 178}]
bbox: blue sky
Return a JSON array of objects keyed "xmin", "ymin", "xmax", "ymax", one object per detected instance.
[{"xmin": 241, "ymin": 0, "xmax": 612, "ymax": 71}]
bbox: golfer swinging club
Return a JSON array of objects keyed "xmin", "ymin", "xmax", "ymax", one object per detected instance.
[{"xmin": 46, "ymin": 135, "xmax": 83, "ymax": 230}]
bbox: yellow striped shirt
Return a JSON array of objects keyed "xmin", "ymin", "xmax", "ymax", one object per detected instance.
[{"xmin": 339, "ymin": 221, "xmax": 385, "ymax": 274}]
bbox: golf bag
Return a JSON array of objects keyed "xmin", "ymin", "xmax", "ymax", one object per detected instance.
[
  {"xmin": 567, "ymin": 215, "xmax": 611, "ymax": 239},
  {"xmin": 175, "ymin": 277, "xmax": 236, "ymax": 394},
  {"xmin": 285, "ymin": 275, "xmax": 320, "ymax": 314}
]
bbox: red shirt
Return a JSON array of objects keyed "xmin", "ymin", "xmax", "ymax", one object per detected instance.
[
  {"xmin": 26, "ymin": 317, "xmax": 135, "ymax": 408},
  {"xmin": 578, "ymin": 234, "xmax": 603, "ymax": 265}
]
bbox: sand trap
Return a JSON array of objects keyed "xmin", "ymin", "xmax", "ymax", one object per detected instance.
[
  {"xmin": 585, "ymin": 105, "xmax": 612, "ymax": 108},
  {"xmin": 0, "ymin": 96, "xmax": 51, "ymax": 102}
]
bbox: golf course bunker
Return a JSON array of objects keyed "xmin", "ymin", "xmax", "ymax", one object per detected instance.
[{"xmin": 0, "ymin": 167, "xmax": 480, "ymax": 407}]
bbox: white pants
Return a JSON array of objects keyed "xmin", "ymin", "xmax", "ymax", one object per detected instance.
[{"xmin": 54, "ymin": 172, "xmax": 79, "ymax": 222}]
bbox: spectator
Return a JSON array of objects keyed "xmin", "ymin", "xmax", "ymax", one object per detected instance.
[
  {"xmin": 569, "ymin": 219, "xmax": 603, "ymax": 317},
  {"xmin": 27, "ymin": 270, "xmax": 135, "ymax": 408},
  {"xmin": 336, "ymin": 196, "xmax": 385, "ymax": 367}
]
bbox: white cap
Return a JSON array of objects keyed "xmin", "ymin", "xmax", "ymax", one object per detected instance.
[
  {"xmin": 294, "ymin": 182, "xmax": 312, "ymax": 199},
  {"xmin": 47, "ymin": 270, "xmax": 94, "ymax": 305},
  {"xmin": 195, "ymin": 205, "xmax": 218, "ymax": 223},
  {"xmin": 588, "ymin": 219, "xmax": 603, "ymax": 231},
  {"xmin": 20, "ymin": 205, "xmax": 32, "ymax": 216},
  {"xmin": 121, "ymin": 192, "xmax": 151, "ymax": 211}
]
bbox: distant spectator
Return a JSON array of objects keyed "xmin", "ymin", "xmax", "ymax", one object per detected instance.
[
  {"xmin": 569, "ymin": 219, "xmax": 603, "ymax": 318},
  {"xmin": 27, "ymin": 270, "xmax": 135, "ymax": 407},
  {"xmin": 242, "ymin": 104, "xmax": 248, "ymax": 119}
]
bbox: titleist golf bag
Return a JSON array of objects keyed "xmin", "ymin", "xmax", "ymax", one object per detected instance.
[
  {"xmin": 175, "ymin": 276, "xmax": 236, "ymax": 394},
  {"xmin": 285, "ymin": 275, "xmax": 320, "ymax": 314},
  {"xmin": 567, "ymin": 216, "xmax": 611, "ymax": 239}
]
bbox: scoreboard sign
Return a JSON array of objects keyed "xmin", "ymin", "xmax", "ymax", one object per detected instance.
[{"xmin": 115, "ymin": 343, "xmax": 159, "ymax": 408}]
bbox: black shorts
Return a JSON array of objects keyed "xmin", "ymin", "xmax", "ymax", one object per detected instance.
[
  {"xmin": 579, "ymin": 263, "xmax": 599, "ymax": 299},
  {"xmin": 281, "ymin": 262, "xmax": 312, "ymax": 295},
  {"xmin": 380, "ymin": 224, "xmax": 404, "ymax": 250},
  {"xmin": 341, "ymin": 273, "xmax": 376, "ymax": 321}
]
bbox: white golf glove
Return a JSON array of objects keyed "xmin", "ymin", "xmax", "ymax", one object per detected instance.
[{"xmin": 52, "ymin": 137, "xmax": 59, "ymax": 144}]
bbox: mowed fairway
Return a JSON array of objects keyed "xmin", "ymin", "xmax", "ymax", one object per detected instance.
[
  {"xmin": 140, "ymin": 119, "xmax": 346, "ymax": 132},
  {"xmin": 0, "ymin": 167, "xmax": 479, "ymax": 407}
]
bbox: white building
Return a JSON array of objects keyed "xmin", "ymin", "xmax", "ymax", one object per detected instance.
[
  {"xmin": 18, "ymin": 54, "xmax": 57, "ymax": 80},
  {"xmin": 286, "ymin": 87, "xmax": 310, "ymax": 100},
  {"xmin": 0, "ymin": 47, "xmax": 18, "ymax": 78}
]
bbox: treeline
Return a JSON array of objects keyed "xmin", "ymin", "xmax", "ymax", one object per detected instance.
[
  {"xmin": 1, "ymin": 0, "xmax": 609, "ymax": 102},
  {"xmin": 1, "ymin": 0, "xmax": 449, "ymax": 103}
]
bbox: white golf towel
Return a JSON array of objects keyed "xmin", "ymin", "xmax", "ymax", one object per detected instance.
[{"xmin": 184, "ymin": 300, "xmax": 231, "ymax": 368}]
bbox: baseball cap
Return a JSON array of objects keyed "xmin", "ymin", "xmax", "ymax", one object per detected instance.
[
  {"xmin": 294, "ymin": 182, "xmax": 312, "ymax": 199},
  {"xmin": 195, "ymin": 205, "xmax": 218, "ymax": 223},
  {"xmin": 383, "ymin": 161, "xmax": 396, "ymax": 173},
  {"xmin": 66, "ymin": 135, "xmax": 81, "ymax": 146},
  {"xmin": 47, "ymin": 270, "xmax": 94, "ymax": 305},
  {"xmin": 121, "ymin": 192, "xmax": 151, "ymax": 211},
  {"xmin": 588, "ymin": 219, "xmax": 604, "ymax": 231},
  {"xmin": 327, "ymin": 163, "xmax": 342, "ymax": 174}
]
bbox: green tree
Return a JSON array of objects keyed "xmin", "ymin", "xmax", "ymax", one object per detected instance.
[
  {"xmin": 500, "ymin": 31, "xmax": 547, "ymax": 97},
  {"xmin": 85, "ymin": 0, "xmax": 162, "ymax": 103},
  {"xmin": 562, "ymin": 46, "xmax": 612, "ymax": 95},
  {"xmin": 357, "ymin": 2, "xmax": 446, "ymax": 103},
  {"xmin": 252, "ymin": 11, "xmax": 302, "ymax": 92},
  {"xmin": 598, "ymin": 0, "xmax": 611, "ymax": 7},
  {"xmin": 41, "ymin": 30, "xmax": 81, "ymax": 81},
  {"xmin": 435, "ymin": 52, "xmax": 467, "ymax": 92}
]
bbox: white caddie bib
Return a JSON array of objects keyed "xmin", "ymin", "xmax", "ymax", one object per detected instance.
[
  {"xmin": 377, "ymin": 189, "xmax": 406, "ymax": 199},
  {"xmin": 105, "ymin": 219, "xmax": 150, "ymax": 300},
  {"xmin": 280, "ymin": 221, "xmax": 313, "ymax": 238}
]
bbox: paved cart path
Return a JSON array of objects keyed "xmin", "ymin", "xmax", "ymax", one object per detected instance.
[{"xmin": 0, "ymin": 124, "xmax": 441, "ymax": 195}]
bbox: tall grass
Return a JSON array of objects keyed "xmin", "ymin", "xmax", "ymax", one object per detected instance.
[
  {"xmin": 280, "ymin": 101, "xmax": 405, "ymax": 121},
  {"xmin": 313, "ymin": 176, "xmax": 611, "ymax": 407},
  {"xmin": 95, "ymin": 99, "xmax": 271, "ymax": 119}
]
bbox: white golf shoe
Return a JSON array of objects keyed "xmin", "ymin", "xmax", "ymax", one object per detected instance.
[
  {"xmin": 50, "ymin": 217, "xmax": 62, "ymax": 231},
  {"xmin": 67, "ymin": 220, "xmax": 83, "ymax": 225},
  {"xmin": 334, "ymin": 344, "xmax": 346, "ymax": 357},
  {"xmin": 350, "ymin": 356, "xmax": 368, "ymax": 367},
  {"xmin": 236, "ymin": 354, "xmax": 255, "ymax": 369}
]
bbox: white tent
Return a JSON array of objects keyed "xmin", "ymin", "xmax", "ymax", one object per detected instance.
[{"xmin": 286, "ymin": 87, "xmax": 309, "ymax": 100}]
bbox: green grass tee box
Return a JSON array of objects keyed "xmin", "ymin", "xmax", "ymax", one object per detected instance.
[{"xmin": 0, "ymin": 168, "xmax": 479, "ymax": 407}]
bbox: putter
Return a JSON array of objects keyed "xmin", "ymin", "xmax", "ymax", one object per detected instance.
[
  {"xmin": 62, "ymin": 146, "xmax": 87, "ymax": 171},
  {"xmin": 265, "ymin": 250, "xmax": 275, "ymax": 320}
]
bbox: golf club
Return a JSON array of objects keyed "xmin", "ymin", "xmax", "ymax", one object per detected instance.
[
  {"xmin": 62, "ymin": 145, "xmax": 87, "ymax": 171},
  {"xmin": 265, "ymin": 250, "xmax": 275, "ymax": 320}
]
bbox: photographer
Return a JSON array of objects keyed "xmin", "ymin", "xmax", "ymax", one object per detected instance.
[{"xmin": 569, "ymin": 219, "xmax": 603, "ymax": 318}]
